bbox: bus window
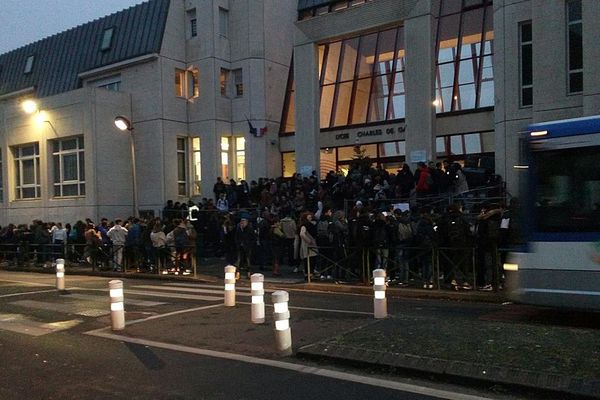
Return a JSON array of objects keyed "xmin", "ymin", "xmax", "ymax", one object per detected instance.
[{"xmin": 534, "ymin": 145, "xmax": 600, "ymax": 232}]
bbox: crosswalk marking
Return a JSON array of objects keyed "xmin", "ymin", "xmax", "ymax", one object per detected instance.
[
  {"xmin": 0, "ymin": 313, "xmax": 82, "ymax": 336},
  {"xmin": 163, "ymin": 282, "xmax": 275, "ymax": 293},
  {"xmin": 123, "ymin": 289, "xmax": 222, "ymax": 302},
  {"xmin": 68, "ymin": 293, "xmax": 166, "ymax": 307},
  {"xmin": 10, "ymin": 300, "xmax": 110, "ymax": 317},
  {"xmin": 132, "ymin": 284, "xmax": 251, "ymax": 297}
]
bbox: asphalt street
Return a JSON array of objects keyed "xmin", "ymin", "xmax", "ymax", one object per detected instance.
[{"xmin": 0, "ymin": 270, "xmax": 564, "ymax": 400}]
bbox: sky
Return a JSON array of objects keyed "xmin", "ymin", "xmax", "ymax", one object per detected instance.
[{"xmin": 0, "ymin": 0, "xmax": 147, "ymax": 54}]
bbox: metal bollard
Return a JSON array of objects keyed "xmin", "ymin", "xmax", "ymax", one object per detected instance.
[
  {"xmin": 109, "ymin": 280, "xmax": 125, "ymax": 330},
  {"xmin": 56, "ymin": 259, "xmax": 65, "ymax": 291},
  {"xmin": 251, "ymin": 273, "xmax": 265, "ymax": 324},
  {"xmin": 224, "ymin": 265, "xmax": 236, "ymax": 307},
  {"xmin": 272, "ymin": 290, "xmax": 292, "ymax": 356},
  {"xmin": 373, "ymin": 269, "xmax": 387, "ymax": 319}
]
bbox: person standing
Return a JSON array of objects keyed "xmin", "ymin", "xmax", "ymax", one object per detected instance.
[
  {"xmin": 235, "ymin": 216, "xmax": 256, "ymax": 278},
  {"xmin": 107, "ymin": 219, "xmax": 128, "ymax": 271}
]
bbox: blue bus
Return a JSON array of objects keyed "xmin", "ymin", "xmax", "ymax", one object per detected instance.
[{"xmin": 504, "ymin": 115, "xmax": 600, "ymax": 310}]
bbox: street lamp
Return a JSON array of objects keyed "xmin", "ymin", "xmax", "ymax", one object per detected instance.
[
  {"xmin": 22, "ymin": 99, "xmax": 39, "ymax": 114},
  {"xmin": 114, "ymin": 116, "xmax": 138, "ymax": 217}
]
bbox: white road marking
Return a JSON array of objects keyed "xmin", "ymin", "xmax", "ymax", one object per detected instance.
[
  {"xmin": 124, "ymin": 303, "xmax": 225, "ymax": 326},
  {"xmin": 68, "ymin": 293, "xmax": 166, "ymax": 307},
  {"xmin": 0, "ymin": 313, "xmax": 82, "ymax": 336},
  {"xmin": 0, "ymin": 289, "xmax": 60, "ymax": 298},
  {"xmin": 84, "ymin": 330, "xmax": 493, "ymax": 400},
  {"xmin": 10, "ymin": 300, "xmax": 110, "ymax": 317},
  {"xmin": 0, "ymin": 278, "xmax": 52, "ymax": 287},
  {"xmin": 235, "ymin": 301, "xmax": 373, "ymax": 316},
  {"xmin": 122, "ymin": 289, "xmax": 222, "ymax": 302},
  {"xmin": 164, "ymin": 282, "xmax": 274, "ymax": 293},
  {"xmin": 132, "ymin": 284, "xmax": 251, "ymax": 296}
]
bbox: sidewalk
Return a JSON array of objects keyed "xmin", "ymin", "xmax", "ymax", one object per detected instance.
[{"xmin": 297, "ymin": 307, "xmax": 600, "ymax": 399}]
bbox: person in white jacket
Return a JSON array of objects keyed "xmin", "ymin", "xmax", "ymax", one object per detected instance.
[{"xmin": 107, "ymin": 219, "xmax": 128, "ymax": 271}]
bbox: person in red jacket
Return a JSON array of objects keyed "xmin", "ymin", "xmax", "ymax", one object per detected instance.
[{"xmin": 415, "ymin": 162, "xmax": 433, "ymax": 197}]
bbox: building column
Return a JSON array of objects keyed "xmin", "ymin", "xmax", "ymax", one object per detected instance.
[
  {"xmin": 404, "ymin": 5, "xmax": 436, "ymax": 167},
  {"xmin": 293, "ymin": 41, "xmax": 320, "ymax": 177}
]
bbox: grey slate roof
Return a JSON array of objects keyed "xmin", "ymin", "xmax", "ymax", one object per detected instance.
[
  {"xmin": 0, "ymin": 0, "xmax": 170, "ymax": 98},
  {"xmin": 298, "ymin": 0, "xmax": 335, "ymax": 11}
]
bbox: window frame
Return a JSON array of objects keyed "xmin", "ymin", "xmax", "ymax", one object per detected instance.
[
  {"xmin": 219, "ymin": 7, "xmax": 229, "ymax": 37},
  {"xmin": 13, "ymin": 143, "xmax": 41, "ymax": 200},
  {"xmin": 100, "ymin": 27, "xmax": 115, "ymax": 51},
  {"xmin": 52, "ymin": 137, "xmax": 85, "ymax": 198},
  {"xmin": 519, "ymin": 21, "xmax": 533, "ymax": 107},
  {"xmin": 24, "ymin": 55, "xmax": 35, "ymax": 74},
  {"xmin": 220, "ymin": 68, "xmax": 230, "ymax": 97},
  {"xmin": 233, "ymin": 68, "xmax": 243, "ymax": 98},
  {"xmin": 177, "ymin": 137, "xmax": 188, "ymax": 197},
  {"xmin": 566, "ymin": 0, "xmax": 583, "ymax": 94}
]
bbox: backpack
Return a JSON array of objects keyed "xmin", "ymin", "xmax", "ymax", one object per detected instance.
[
  {"xmin": 398, "ymin": 222, "xmax": 413, "ymax": 242},
  {"xmin": 446, "ymin": 214, "xmax": 467, "ymax": 243}
]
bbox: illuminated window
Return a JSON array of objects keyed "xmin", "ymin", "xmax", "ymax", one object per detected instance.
[
  {"xmin": 235, "ymin": 137, "xmax": 245, "ymax": 181},
  {"xmin": 220, "ymin": 68, "xmax": 230, "ymax": 97},
  {"xmin": 24, "ymin": 55, "xmax": 34, "ymax": 74},
  {"xmin": 177, "ymin": 138, "xmax": 187, "ymax": 196},
  {"xmin": 192, "ymin": 137, "xmax": 201, "ymax": 196},
  {"xmin": 101, "ymin": 27, "xmax": 114, "ymax": 51},
  {"xmin": 280, "ymin": 26, "xmax": 406, "ymax": 134},
  {"xmin": 13, "ymin": 143, "xmax": 40, "ymax": 199},
  {"xmin": 282, "ymin": 152, "xmax": 296, "ymax": 177},
  {"xmin": 519, "ymin": 21, "xmax": 532, "ymax": 107},
  {"xmin": 221, "ymin": 137, "xmax": 230, "ymax": 179},
  {"xmin": 175, "ymin": 68, "xmax": 199, "ymax": 99},
  {"xmin": 567, "ymin": 0, "xmax": 582, "ymax": 94},
  {"xmin": 434, "ymin": 0, "xmax": 494, "ymax": 113},
  {"xmin": 53, "ymin": 137, "xmax": 85, "ymax": 197}
]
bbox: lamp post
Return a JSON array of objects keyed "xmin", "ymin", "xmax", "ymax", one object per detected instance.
[{"xmin": 114, "ymin": 116, "xmax": 138, "ymax": 218}]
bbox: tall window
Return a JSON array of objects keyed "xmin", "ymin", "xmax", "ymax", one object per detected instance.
[
  {"xmin": 235, "ymin": 137, "xmax": 246, "ymax": 181},
  {"xmin": 567, "ymin": 0, "xmax": 582, "ymax": 94},
  {"xmin": 219, "ymin": 7, "xmax": 229, "ymax": 37},
  {"xmin": 519, "ymin": 21, "xmax": 533, "ymax": 107},
  {"xmin": 280, "ymin": 57, "xmax": 296, "ymax": 134},
  {"xmin": 192, "ymin": 137, "xmax": 201, "ymax": 196},
  {"xmin": 434, "ymin": 0, "xmax": 494, "ymax": 113},
  {"xmin": 177, "ymin": 138, "xmax": 187, "ymax": 196},
  {"xmin": 233, "ymin": 69, "xmax": 243, "ymax": 97},
  {"xmin": 13, "ymin": 143, "xmax": 40, "ymax": 199},
  {"xmin": 187, "ymin": 8, "xmax": 197, "ymax": 39},
  {"xmin": 175, "ymin": 68, "xmax": 199, "ymax": 99},
  {"xmin": 220, "ymin": 68, "xmax": 230, "ymax": 97},
  {"xmin": 220, "ymin": 137, "xmax": 245, "ymax": 180},
  {"xmin": 101, "ymin": 27, "xmax": 114, "ymax": 51},
  {"xmin": 53, "ymin": 137, "xmax": 85, "ymax": 197}
]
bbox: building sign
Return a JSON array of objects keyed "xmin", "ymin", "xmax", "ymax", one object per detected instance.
[
  {"xmin": 333, "ymin": 124, "xmax": 406, "ymax": 141},
  {"xmin": 409, "ymin": 150, "xmax": 427, "ymax": 163}
]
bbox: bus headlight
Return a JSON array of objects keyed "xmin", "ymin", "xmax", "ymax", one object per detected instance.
[{"xmin": 503, "ymin": 263, "xmax": 519, "ymax": 271}]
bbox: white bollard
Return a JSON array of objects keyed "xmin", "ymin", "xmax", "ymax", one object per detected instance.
[
  {"xmin": 56, "ymin": 259, "xmax": 65, "ymax": 291},
  {"xmin": 251, "ymin": 273, "xmax": 265, "ymax": 324},
  {"xmin": 373, "ymin": 269, "xmax": 387, "ymax": 319},
  {"xmin": 272, "ymin": 290, "xmax": 292, "ymax": 356},
  {"xmin": 224, "ymin": 265, "xmax": 236, "ymax": 307},
  {"xmin": 109, "ymin": 280, "xmax": 125, "ymax": 330}
]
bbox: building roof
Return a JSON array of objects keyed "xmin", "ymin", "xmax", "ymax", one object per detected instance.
[
  {"xmin": 298, "ymin": 0, "xmax": 335, "ymax": 11},
  {"xmin": 0, "ymin": 0, "xmax": 170, "ymax": 98}
]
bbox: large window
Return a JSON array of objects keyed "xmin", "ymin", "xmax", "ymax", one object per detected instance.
[
  {"xmin": 435, "ymin": 131, "xmax": 494, "ymax": 167},
  {"xmin": 280, "ymin": 26, "xmax": 406, "ymax": 134},
  {"xmin": 233, "ymin": 69, "xmax": 243, "ymax": 97},
  {"xmin": 434, "ymin": 0, "xmax": 494, "ymax": 113},
  {"xmin": 94, "ymin": 74, "xmax": 121, "ymax": 91},
  {"xmin": 534, "ymin": 146, "xmax": 600, "ymax": 232},
  {"xmin": 177, "ymin": 138, "xmax": 187, "ymax": 196},
  {"xmin": 220, "ymin": 68, "xmax": 230, "ymax": 97},
  {"xmin": 192, "ymin": 137, "xmax": 201, "ymax": 196},
  {"xmin": 566, "ymin": 0, "xmax": 582, "ymax": 94},
  {"xmin": 519, "ymin": 21, "xmax": 533, "ymax": 107},
  {"xmin": 187, "ymin": 8, "xmax": 197, "ymax": 39},
  {"xmin": 13, "ymin": 143, "xmax": 40, "ymax": 199},
  {"xmin": 53, "ymin": 137, "xmax": 85, "ymax": 197},
  {"xmin": 175, "ymin": 68, "xmax": 199, "ymax": 99},
  {"xmin": 220, "ymin": 137, "xmax": 245, "ymax": 181}
]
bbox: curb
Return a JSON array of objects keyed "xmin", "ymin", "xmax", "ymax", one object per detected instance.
[{"xmin": 297, "ymin": 341, "xmax": 600, "ymax": 399}]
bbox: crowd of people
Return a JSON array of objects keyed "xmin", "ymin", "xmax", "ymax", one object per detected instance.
[{"xmin": 0, "ymin": 160, "xmax": 519, "ymax": 290}]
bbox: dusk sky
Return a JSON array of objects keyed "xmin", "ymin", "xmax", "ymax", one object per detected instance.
[{"xmin": 0, "ymin": 0, "xmax": 147, "ymax": 54}]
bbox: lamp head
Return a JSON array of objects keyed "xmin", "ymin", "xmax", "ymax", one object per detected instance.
[
  {"xmin": 114, "ymin": 116, "xmax": 133, "ymax": 131},
  {"xmin": 22, "ymin": 99, "xmax": 38, "ymax": 114}
]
